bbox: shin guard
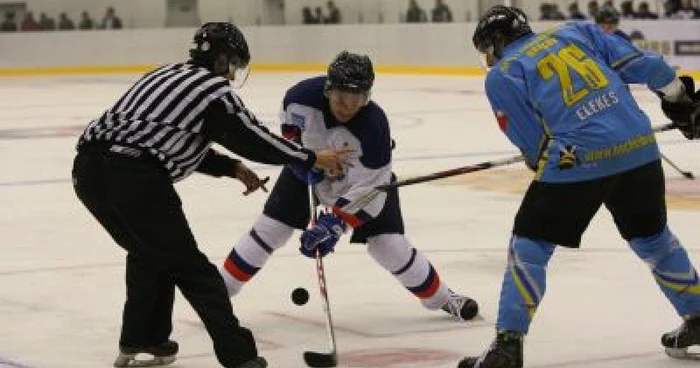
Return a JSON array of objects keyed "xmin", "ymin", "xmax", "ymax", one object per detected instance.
[
  {"xmin": 629, "ymin": 226, "xmax": 700, "ymax": 316},
  {"xmin": 367, "ymin": 234, "xmax": 449, "ymax": 310},
  {"xmin": 496, "ymin": 235, "xmax": 555, "ymax": 333}
]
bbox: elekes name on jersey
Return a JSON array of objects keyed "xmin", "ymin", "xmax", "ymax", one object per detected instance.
[{"xmin": 575, "ymin": 91, "xmax": 620, "ymax": 121}]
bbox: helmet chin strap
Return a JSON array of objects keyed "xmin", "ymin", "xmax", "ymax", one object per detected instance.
[
  {"xmin": 479, "ymin": 35, "xmax": 508, "ymax": 70},
  {"xmin": 228, "ymin": 63, "xmax": 250, "ymax": 89}
]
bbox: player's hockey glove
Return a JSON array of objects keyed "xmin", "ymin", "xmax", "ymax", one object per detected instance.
[
  {"xmin": 660, "ymin": 76, "xmax": 700, "ymax": 140},
  {"xmin": 289, "ymin": 164, "xmax": 325, "ymax": 184},
  {"xmin": 300, "ymin": 212, "xmax": 346, "ymax": 258}
]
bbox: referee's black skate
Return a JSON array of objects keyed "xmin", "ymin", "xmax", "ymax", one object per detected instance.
[
  {"xmin": 662, "ymin": 313, "xmax": 700, "ymax": 360},
  {"xmin": 113, "ymin": 340, "xmax": 178, "ymax": 367},
  {"xmin": 458, "ymin": 331, "xmax": 523, "ymax": 368},
  {"xmin": 442, "ymin": 290, "xmax": 479, "ymax": 321}
]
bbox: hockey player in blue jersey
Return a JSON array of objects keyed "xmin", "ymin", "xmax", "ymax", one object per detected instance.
[
  {"xmin": 219, "ymin": 51, "xmax": 479, "ymax": 322},
  {"xmin": 460, "ymin": 6, "xmax": 700, "ymax": 368}
]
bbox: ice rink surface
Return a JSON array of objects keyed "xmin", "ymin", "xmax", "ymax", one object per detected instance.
[{"xmin": 1, "ymin": 72, "xmax": 699, "ymax": 368}]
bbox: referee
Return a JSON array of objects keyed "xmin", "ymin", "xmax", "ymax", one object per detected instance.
[{"xmin": 71, "ymin": 22, "xmax": 350, "ymax": 368}]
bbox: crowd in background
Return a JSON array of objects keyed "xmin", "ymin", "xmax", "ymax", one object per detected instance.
[
  {"xmin": 540, "ymin": 0, "xmax": 700, "ymax": 21},
  {"xmin": 0, "ymin": 6, "xmax": 121, "ymax": 32},
  {"xmin": 2, "ymin": 0, "xmax": 698, "ymax": 32},
  {"xmin": 302, "ymin": 1, "xmax": 342, "ymax": 24},
  {"xmin": 405, "ymin": 0, "xmax": 453, "ymax": 23},
  {"xmin": 302, "ymin": 0, "xmax": 453, "ymax": 24}
]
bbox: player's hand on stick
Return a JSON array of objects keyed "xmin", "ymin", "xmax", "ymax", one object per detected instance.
[
  {"xmin": 314, "ymin": 147, "xmax": 355, "ymax": 172},
  {"xmin": 660, "ymin": 76, "xmax": 700, "ymax": 140},
  {"xmin": 300, "ymin": 212, "xmax": 346, "ymax": 258},
  {"xmin": 289, "ymin": 164, "xmax": 325, "ymax": 184},
  {"xmin": 233, "ymin": 162, "xmax": 269, "ymax": 195}
]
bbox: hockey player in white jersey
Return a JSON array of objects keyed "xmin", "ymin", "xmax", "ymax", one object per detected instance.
[{"xmin": 219, "ymin": 51, "xmax": 479, "ymax": 321}]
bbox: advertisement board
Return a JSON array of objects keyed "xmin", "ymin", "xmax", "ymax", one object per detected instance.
[{"xmin": 620, "ymin": 20, "xmax": 700, "ymax": 69}]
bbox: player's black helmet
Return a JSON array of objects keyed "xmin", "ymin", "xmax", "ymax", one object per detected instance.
[
  {"xmin": 189, "ymin": 22, "xmax": 250, "ymax": 70},
  {"xmin": 326, "ymin": 51, "xmax": 374, "ymax": 93},
  {"xmin": 472, "ymin": 6, "xmax": 532, "ymax": 57}
]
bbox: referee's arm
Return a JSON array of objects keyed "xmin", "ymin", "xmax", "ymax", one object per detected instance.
[{"xmin": 199, "ymin": 99, "xmax": 317, "ymax": 170}]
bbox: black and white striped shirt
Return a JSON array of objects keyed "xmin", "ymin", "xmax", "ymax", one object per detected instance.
[{"xmin": 78, "ymin": 63, "xmax": 315, "ymax": 182}]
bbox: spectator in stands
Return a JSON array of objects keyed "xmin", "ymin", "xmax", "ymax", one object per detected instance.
[
  {"xmin": 406, "ymin": 0, "xmax": 428, "ymax": 22},
  {"xmin": 57, "ymin": 12, "xmax": 75, "ymax": 30},
  {"xmin": 540, "ymin": 3, "xmax": 566, "ymax": 20},
  {"xmin": 325, "ymin": 1, "xmax": 341, "ymax": 24},
  {"xmin": 20, "ymin": 12, "xmax": 40, "ymax": 31},
  {"xmin": 314, "ymin": 7, "xmax": 324, "ymax": 24},
  {"xmin": 431, "ymin": 0, "xmax": 453, "ymax": 22},
  {"xmin": 636, "ymin": 1, "xmax": 660, "ymax": 18},
  {"xmin": 602, "ymin": 0, "xmax": 618, "ymax": 12},
  {"xmin": 100, "ymin": 7, "xmax": 122, "ymax": 29},
  {"xmin": 568, "ymin": 2, "xmax": 587, "ymax": 19},
  {"xmin": 550, "ymin": 3, "xmax": 566, "ymax": 19},
  {"xmin": 38, "ymin": 12, "xmax": 55, "ymax": 30},
  {"xmin": 540, "ymin": 3, "xmax": 553, "ymax": 19},
  {"xmin": 78, "ymin": 11, "xmax": 94, "ymax": 30},
  {"xmin": 302, "ymin": 7, "xmax": 316, "ymax": 24},
  {"xmin": 595, "ymin": 8, "xmax": 628, "ymax": 39},
  {"xmin": 588, "ymin": 0, "xmax": 601, "ymax": 18},
  {"xmin": 620, "ymin": 0, "xmax": 636, "ymax": 18},
  {"xmin": 663, "ymin": 0, "xmax": 679, "ymax": 17},
  {"xmin": 669, "ymin": 0, "xmax": 700, "ymax": 18},
  {"xmin": 1, "ymin": 11, "xmax": 17, "ymax": 32},
  {"xmin": 540, "ymin": 3, "xmax": 550, "ymax": 19}
]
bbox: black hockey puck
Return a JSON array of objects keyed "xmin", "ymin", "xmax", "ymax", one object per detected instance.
[{"xmin": 291, "ymin": 287, "xmax": 309, "ymax": 306}]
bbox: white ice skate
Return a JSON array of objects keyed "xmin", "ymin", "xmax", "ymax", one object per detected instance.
[
  {"xmin": 113, "ymin": 341, "xmax": 178, "ymax": 367},
  {"xmin": 441, "ymin": 290, "xmax": 480, "ymax": 322}
]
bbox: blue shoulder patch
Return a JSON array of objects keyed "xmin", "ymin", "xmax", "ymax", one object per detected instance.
[{"xmin": 290, "ymin": 112, "xmax": 306, "ymax": 130}]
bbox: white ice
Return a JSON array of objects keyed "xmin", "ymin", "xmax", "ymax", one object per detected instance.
[{"xmin": 0, "ymin": 72, "xmax": 699, "ymax": 368}]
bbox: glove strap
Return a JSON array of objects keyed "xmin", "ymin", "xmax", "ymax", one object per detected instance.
[{"xmin": 658, "ymin": 77, "xmax": 687, "ymax": 102}]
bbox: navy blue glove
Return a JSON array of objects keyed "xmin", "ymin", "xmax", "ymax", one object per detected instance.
[
  {"xmin": 289, "ymin": 164, "xmax": 325, "ymax": 184},
  {"xmin": 300, "ymin": 212, "xmax": 346, "ymax": 258}
]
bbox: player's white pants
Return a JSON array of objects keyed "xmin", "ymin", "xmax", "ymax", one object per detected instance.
[
  {"xmin": 220, "ymin": 217, "xmax": 450, "ymax": 310},
  {"xmin": 220, "ymin": 214, "xmax": 293, "ymax": 296},
  {"xmin": 367, "ymin": 234, "xmax": 450, "ymax": 310}
]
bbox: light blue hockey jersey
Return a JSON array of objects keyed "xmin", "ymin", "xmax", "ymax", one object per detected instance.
[{"xmin": 485, "ymin": 22, "xmax": 675, "ymax": 182}]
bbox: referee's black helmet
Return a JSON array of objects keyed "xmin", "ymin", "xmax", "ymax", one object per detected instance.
[{"xmin": 190, "ymin": 22, "xmax": 250, "ymax": 70}]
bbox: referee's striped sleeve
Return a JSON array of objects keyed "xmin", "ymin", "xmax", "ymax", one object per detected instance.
[{"xmin": 211, "ymin": 92, "xmax": 315, "ymax": 167}]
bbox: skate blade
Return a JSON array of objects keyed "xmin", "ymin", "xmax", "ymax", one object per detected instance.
[
  {"xmin": 665, "ymin": 347, "xmax": 700, "ymax": 360},
  {"xmin": 114, "ymin": 353, "xmax": 176, "ymax": 367},
  {"xmin": 444, "ymin": 312, "xmax": 486, "ymax": 323}
]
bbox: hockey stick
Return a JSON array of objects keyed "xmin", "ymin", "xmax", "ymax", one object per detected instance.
[
  {"xmin": 340, "ymin": 154, "xmax": 524, "ymax": 214},
  {"xmin": 340, "ymin": 122, "xmax": 679, "ymax": 213},
  {"xmin": 660, "ymin": 152, "xmax": 695, "ymax": 179},
  {"xmin": 303, "ymin": 186, "xmax": 338, "ymax": 368}
]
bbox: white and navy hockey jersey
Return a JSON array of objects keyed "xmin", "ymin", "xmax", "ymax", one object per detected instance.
[{"xmin": 280, "ymin": 76, "xmax": 393, "ymax": 228}]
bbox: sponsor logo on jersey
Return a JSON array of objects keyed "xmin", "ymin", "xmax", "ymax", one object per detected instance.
[{"xmin": 291, "ymin": 112, "xmax": 306, "ymax": 130}]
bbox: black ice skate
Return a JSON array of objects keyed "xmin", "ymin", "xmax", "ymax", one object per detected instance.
[
  {"xmin": 662, "ymin": 313, "xmax": 700, "ymax": 360},
  {"xmin": 442, "ymin": 290, "xmax": 480, "ymax": 321},
  {"xmin": 457, "ymin": 331, "xmax": 523, "ymax": 368},
  {"xmin": 113, "ymin": 340, "xmax": 178, "ymax": 367},
  {"xmin": 236, "ymin": 357, "xmax": 268, "ymax": 368}
]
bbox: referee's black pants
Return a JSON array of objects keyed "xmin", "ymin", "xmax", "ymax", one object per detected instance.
[{"xmin": 72, "ymin": 144, "xmax": 259, "ymax": 367}]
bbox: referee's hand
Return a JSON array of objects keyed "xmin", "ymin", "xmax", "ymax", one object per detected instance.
[
  {"xmin": 314, "ymin": 147, "xmax": 355, "ymax": 172},
  {"xmin": 233, "ymin": 162, "xmax": 269, "ymax": 196}
]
